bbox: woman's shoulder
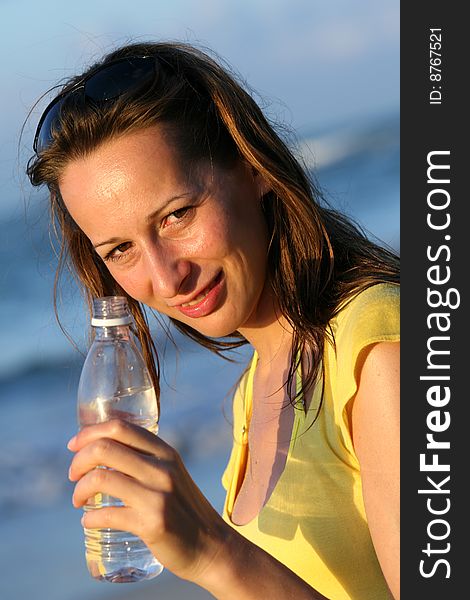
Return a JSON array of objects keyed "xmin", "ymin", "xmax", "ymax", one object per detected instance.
[
  {"xmin": 337, "ymin": 283, "xmax": 400, "ymax": 322},
  {"xmin": 331, "ymin": 282, "xmax": 400, "ymax": 353},
  {"xmin": 339, "ymin": 282, "xmax": 399, "ymax": 317},
  {"xmin": 324, "ymin": 282, "xmax": 400, "ymax": 421}
]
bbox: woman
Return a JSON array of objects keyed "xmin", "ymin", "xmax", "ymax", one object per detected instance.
[{"xmin": 28, "ymin": 42, "xmax": 400, "ymax": 599}]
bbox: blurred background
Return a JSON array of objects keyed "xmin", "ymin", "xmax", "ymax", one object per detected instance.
[{"xmin": 0, "ymin": 1, "xmax": 399, "ymax": 599}]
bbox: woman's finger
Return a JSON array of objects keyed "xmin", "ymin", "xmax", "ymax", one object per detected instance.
[
  {"xmin": 81, "ymin": 505, "xmax": 166, "ymax": 547},
  {"xmin": 69, "ymin": 436, "xmax": 172, "ymax": 486},
  {"xmin": 67, "ymin": 418, "xmax": 174, "ymax": 458},
  {"xmin": 81, "ymin": 505, "xmax": 140, "ymax": 534},
  {"xmin": 72, "ymin": 465, "xmax": 160, "ymax": 509}
]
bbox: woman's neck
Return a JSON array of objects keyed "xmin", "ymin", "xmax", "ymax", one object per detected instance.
[{"xmin": 237, "ymin": 285, "xmax": 294, "ymax": 366}]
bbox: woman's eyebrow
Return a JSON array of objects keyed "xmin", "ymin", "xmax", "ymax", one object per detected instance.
[
  {"xmin": 92, "ymin": 193, "xmax": 193, "ymax": 250},
  {"xmin": 94, "ymin": 236, "xmax": 122, "ymax": 250}
]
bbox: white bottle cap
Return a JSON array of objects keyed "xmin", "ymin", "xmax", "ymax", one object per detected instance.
[{"xmin": 91, "ymin": 316, "xmax": 133, "ymax": 327}]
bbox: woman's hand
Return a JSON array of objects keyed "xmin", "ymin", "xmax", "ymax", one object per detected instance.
[
  {"xmin": 67, "ymin": 419, "xmax": 230, "ymax": 583},
  {"xmin": 68, "ymin": 419, "xmax": 329, "ymax": 599}
]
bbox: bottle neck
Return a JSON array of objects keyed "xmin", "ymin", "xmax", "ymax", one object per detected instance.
[{"xmin": 93, "ymin": 325, "xmax": 131, "ymax": 340}]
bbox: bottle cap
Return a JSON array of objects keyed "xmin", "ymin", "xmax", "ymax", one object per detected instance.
[
  {"xmin": 91, "ymin": 296, "xmax": 133, "ymax": 327},
  {"xmin": 91, "ymin": 315, "xmax": 133, "ymax": 327}
]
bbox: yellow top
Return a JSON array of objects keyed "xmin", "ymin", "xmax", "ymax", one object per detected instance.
[{"xmin": 222, "ymin": 283, "xmax": 400, "ymax": 599}]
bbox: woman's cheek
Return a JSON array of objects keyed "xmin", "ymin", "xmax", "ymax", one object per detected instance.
[{"xmin": 194, "ymin": 215, "xmax": 232, "ymax": 257}]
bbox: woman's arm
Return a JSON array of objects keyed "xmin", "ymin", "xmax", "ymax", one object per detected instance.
[
  {"xmin": 68, "ymin": 420, "xmax": 328, "ymax": 599},
  {"xmin": 196, "ymin": 526, "xmax": 329, "ymax": 599},
  {"xmin": 350, "ymin": 341, "xmax": 400, "ymax": 600}
]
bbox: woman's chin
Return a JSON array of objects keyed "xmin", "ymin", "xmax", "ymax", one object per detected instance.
[{"xmin": 174, "ymin": 311, "xmax": 241, "ymax": 339}]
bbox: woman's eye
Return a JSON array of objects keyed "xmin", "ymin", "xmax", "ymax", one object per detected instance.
[
  {"xmin": 163, "ymin": 207, "xmax": 191, "ymax": 227},
  {"xmin": 104, "ymin": 242, "xmax": 132, "ymax": 263}
]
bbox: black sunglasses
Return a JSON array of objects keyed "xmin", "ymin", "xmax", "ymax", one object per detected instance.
[{"xmin": 33, "ymin": 55, "xmax": 157, "ymax": 154}]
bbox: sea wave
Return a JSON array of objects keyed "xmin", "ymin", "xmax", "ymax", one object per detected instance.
[{"xmin": 298, "ymin": 111, "xmax": 399, "ymax": 171}]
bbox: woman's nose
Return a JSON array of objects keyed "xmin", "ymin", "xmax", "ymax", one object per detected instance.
[{"xmin": 143, "ymin": 242, "xmax": 191, "ymax": 300}]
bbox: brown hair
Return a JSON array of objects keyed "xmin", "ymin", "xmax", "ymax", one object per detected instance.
[{"xmin": 27, "ymin": 41, "xmax": 399, "ymax": 416}]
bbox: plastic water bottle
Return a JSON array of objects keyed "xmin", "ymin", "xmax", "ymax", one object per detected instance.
[{"xmin": 77, "ymin": 296, "xmax": 164, "ymax": 583}]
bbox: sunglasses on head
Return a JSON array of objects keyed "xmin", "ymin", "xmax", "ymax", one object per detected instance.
[{"xmin": 33, "ymin": 55, "xmax": 157, "ymax": 155}]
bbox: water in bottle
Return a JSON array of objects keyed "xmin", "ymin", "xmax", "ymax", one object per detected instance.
[{"xmin": 77, "ymin": 296, "xmax": 164, "ymax": 583}]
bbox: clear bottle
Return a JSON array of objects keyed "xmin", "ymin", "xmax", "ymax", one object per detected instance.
[{"xmin": 77, "ymin": 296, "xmax": 164, "ymax": 583}]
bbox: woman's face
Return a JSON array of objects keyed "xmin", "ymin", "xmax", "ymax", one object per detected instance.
[{"xmin": 59, "ymin": 125, "xmax": 272, "ymax": 338}]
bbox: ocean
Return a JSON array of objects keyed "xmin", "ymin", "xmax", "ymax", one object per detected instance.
[{"xmin": 0, "ymin": 111, "xmax": 399, "ymax": 600}]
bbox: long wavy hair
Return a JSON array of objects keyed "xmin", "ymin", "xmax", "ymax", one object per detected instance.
[{"xmin": 27, "ymin": 41, "xmax": 399, "ymax": 416}]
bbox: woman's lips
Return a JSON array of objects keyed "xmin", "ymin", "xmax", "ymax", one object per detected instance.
[{"xmin": 174, "ymin": 271, "xmax": 224, "ymax": 318}]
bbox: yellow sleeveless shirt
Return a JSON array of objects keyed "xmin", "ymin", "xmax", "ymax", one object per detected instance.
[{"xmin": 222, "ymin": 283, "xmax": 399, "ymax": 599}]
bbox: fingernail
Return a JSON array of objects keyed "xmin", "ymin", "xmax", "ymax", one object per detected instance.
[
  {"xmin": 67, "ymin": 436, "xmax": 77, "ymax": 450},
  {"xmin": 80, "ymin": 514, "xmax": 85, "ymax": 527}
]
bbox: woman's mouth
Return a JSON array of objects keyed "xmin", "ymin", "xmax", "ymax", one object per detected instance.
[{"xmin": 174, "ymin": 271, "xmax": 224, "ymax": 318}]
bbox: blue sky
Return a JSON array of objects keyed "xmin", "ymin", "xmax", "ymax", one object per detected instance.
[{"xmin": 0, "ymin": 0, "xmax": 399, "ymax": 213}]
